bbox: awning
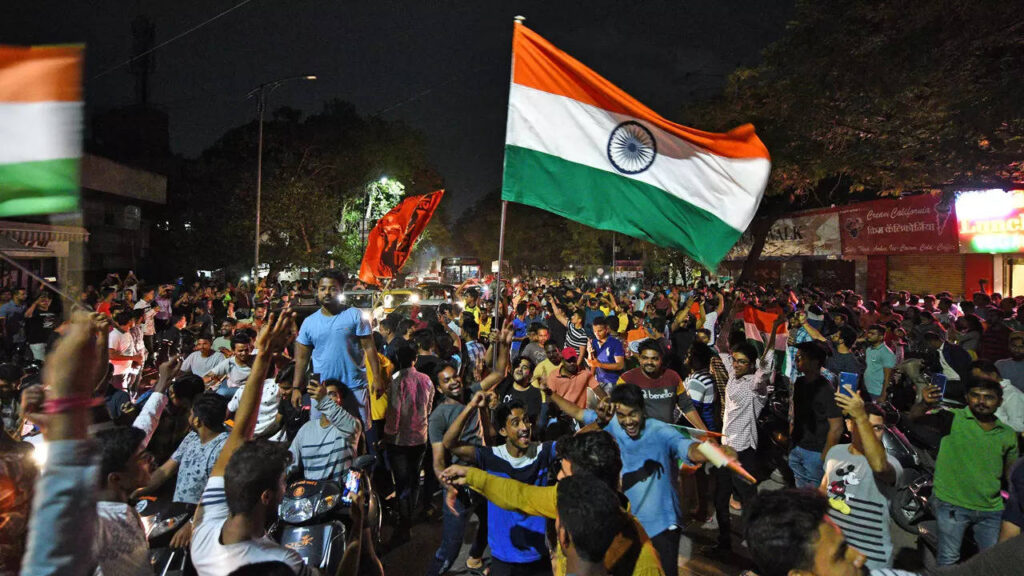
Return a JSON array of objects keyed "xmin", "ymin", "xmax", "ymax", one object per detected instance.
[
  {"xmin": 0, "ymin": 221, "xmax": 90, "ymax": 244},
  {"xmin": 0, "ymin": 235, "xmax": 54, "ymax": 257}
]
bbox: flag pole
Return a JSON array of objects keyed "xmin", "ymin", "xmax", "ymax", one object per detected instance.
[{"xmin": 491, "ymin": 15, "xmax": 524, "ymax": 370}]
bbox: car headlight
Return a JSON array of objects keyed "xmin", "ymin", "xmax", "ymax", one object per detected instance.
[{"xmin": 280, "ymin": 497, "xmax": 314, "ymax": 523}]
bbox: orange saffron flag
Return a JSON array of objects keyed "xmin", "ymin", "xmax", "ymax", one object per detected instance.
[{"xmin": 359, "ymin": 190, "xmax": 444, "ymax": 285}]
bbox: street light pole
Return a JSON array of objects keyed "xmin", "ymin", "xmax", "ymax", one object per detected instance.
[{"xmin": 248, "ymin": 74, "xmax": 317, "ymax": 280}]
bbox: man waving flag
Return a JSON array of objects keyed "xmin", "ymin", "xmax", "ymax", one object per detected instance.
[{"xmin": 501, "ymin": 22, "xmax": 770, "ymax": 269}]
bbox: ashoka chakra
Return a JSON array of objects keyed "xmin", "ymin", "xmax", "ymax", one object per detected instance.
[{"xmin": 606, "ymin": 120, "xmax": 657, "ymax": 174}]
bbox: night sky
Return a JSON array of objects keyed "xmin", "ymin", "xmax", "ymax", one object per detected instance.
[{"xmin": 2, "ymin": 0, "xmax": 792, "ymax": 213}]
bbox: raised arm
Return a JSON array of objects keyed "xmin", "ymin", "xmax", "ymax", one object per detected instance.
[
  {"xmin": 835, "ymin": 388, "xmax": 896, "ymax": 485},
  {"xmin": 211, "ymin": 312, "xmax": 295, "ymax": 477},
  {"xmin": 21, "ymin": 314, "xmax": 108, "ymax": 576},
  {"xmin": 442, "ymin": 392, "xmax": 488, "ymax": 462},
  {"xmin": 479, "ymin": 325, "xmax": 513, "ymax": 391}
]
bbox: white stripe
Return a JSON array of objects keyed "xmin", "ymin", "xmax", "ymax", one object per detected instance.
[
  {"xmin": 506, "ymin": 84, "xmax": 770, "ymax": 232},
  {"xmin": 0, "ymin": 101, "xmax": 82, "ymax": 165}
]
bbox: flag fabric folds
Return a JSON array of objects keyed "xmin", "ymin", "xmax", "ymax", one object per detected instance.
[
  {"xmin": 359, "ymin": 191, "xmax": 444, "ymax": 286},
  {"xmin": 742, "ymin": 306, "xmax": 789, "ymax": 352},
  {"xmin": 501, "ymin": 23, "xmax": 770, "ymax": 269},
  {"xmin": 0, "ymin": 45, "xmax": 83, "ymax": 217}
]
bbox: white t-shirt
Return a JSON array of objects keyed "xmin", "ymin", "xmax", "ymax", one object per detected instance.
[
  {"xmin": 191, "ymin": 477, "xmax": 320, "ymax": 576},
  {"xmin": 134, "ymin": 299, "xmax": 157, "ymax": 336},
  {"xmin": 108, "ymin": 329, "xmax": 139, "ymax": 375},
  {"xmin": 183, "ymin": 350, "xmax": 227, "ymax": 379},
  {"xmin": 228, "ymin": 379, "xmax": 286, "ymax": 442}
]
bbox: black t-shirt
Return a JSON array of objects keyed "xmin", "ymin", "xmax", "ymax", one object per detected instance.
[
  {"xmin": 792, "ymin": 374, "xmax": 842, "ymax": 452},
  {"xmin": 494, "ymin": 376, "xmax": 544, "ymax": 426},
  {"xmin": 546, "ymin": 316, "xmax": 567, "ymax": 354},
  {"xmin": 415, "ymin": 354, "xmax": 442, "ymax": 386},
  {"xmin": 668, "ymin": 326, "xmax": 695, "ymax": 375},
  {"xmin": 24, "ymin": 311, "xmax": 58, "ymax": 344}
]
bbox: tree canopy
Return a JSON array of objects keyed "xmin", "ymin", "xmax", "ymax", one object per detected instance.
[{"xmin": 153, "ymin": 100, "xmax": 444, "ymax": 278}]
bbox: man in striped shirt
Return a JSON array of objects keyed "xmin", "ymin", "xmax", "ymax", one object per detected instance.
[{"xmin": 287, "ymin": 379, "xmax": 362, "ymax": 482}]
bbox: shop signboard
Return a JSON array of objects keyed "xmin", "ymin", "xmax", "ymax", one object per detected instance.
[
  {"xmin": 839, "ymin": 194, "xmax": 957, "ymax": 256},
  {"xmin": 727, "ymin": 210, "xmax": 840, "ymax": 260},
  {"xmin": 955, "ymin": 189, "xmax": 1024, "ymax": 253}
]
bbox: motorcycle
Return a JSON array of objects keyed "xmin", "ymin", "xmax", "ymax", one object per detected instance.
[
  {"xmin": 136, "ymin": 495, "xmax": 195, "ymax": 576},
  {"xmin": 275, "ymin": 454, "xmax": 382, "ymax": 574},
  {"xmin": 756, "ymin": 375, "xmax": 793, "ymax": 485},
  {"xmin": 877, "ymin": 402, "xmax": 936, "ymax": 534}
]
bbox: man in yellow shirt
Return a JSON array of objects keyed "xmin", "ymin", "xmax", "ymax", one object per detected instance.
[
  {"xmin": 531, "ymin": 341, "xmax": 562, "ymax": 389},
  {"xmin": 441, "ymin": 430, "xmax": 665, "ymax": 576}
]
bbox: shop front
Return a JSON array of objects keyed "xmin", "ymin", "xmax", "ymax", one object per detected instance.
[{"xmin": 955, "ymin": 189, "xmax": 1024, "ymax": 297}]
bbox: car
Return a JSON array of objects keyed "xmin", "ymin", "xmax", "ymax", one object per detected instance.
[
  {"xmin": 392, "ymin": 299, "xmax": 448, "ymax": 325},
  {"xmin": 379, "ymin": 289, "xmax": 420, "ymax": 314},
  {"xmin": 340, "ymin": 289, "xmax": 379, "ymax": 312},
  {"xmin": 415, "ymin": 282, "xmax": 456, "ymax": 302}
]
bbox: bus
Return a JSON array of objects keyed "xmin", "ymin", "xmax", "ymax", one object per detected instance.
[{"xmin": 441, "ymin": 257, "xmax": 481, "ymax": 284}]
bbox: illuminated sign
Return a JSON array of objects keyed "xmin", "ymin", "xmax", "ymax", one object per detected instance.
[{"xmin": 955, "ymin": 189, "xmax": 1024, "ymax": 253}]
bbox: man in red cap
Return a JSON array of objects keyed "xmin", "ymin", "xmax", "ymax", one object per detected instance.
[{"xmin": 546, "ymin": 346, "xmax": 608, "ymax": 408}]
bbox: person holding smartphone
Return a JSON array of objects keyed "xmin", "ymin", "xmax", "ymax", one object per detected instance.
[{"xmin": 822, "ymin": 389, "xmax": 902, "ymax": 569}]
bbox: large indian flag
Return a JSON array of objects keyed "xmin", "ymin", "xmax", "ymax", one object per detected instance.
[
  {"xmin": 501, "ymin": 23, "xmax": 770, "ymax": 269},
  {"xmin": 0, "ymin": 45, "xmax": 83, "ymax": 217}
]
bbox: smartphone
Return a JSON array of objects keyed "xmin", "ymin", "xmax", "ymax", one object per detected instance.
[
  {"xmin": 931, "ymin": 373, "xmax": 948, "ymax": 398},
  {"xmin": 839, "ymin": 372, "xmax": 859, "ymax": 397},
  {"xmin": 342, "ymin": 470, "xmax": 361, "ymax": 504}
]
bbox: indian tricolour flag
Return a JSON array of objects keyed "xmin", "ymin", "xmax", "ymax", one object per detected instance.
[
  {"xmin": 0, "ymin": 45, "xmax": 83, "ymax": 217},
  {"xmin": 501, "ymin": 23, "xmax": 770, "ymax": 269}
]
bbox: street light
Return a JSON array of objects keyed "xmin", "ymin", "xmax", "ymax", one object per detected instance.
[{"xmin": 248, "ymin": 75, "xmax": 317, "ymax": 279}]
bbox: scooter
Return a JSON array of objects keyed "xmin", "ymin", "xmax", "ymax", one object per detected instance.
[
  {"xmin": 757, "ymin": 375, "xmax": 793, "ymax": 485},
  {"xmin": 275, "ymin": 454, "xmax": 382, "ymax": 574},
  {"xmin": 136, "ymin": 494, "xmax": 194, "ymax": 576}
]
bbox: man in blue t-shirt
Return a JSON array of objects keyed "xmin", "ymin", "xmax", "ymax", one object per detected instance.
[
  {"xmin": 575, "ymin": 384, "xmax": 731, "ymax": 576},
  {"xmin": 292, "ymin": 269, "xmax": 383, "ymax": 428},
  {"xmin": 443, "ymin": 393, "xmax": 556, "ymax": 575},
  {"xmin": 588, "ymin": 316, "xmax": 625, "ymax": 394}
]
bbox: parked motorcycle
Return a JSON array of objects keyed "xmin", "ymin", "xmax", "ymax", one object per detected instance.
[{"xmin": 275, "ymin": 454, "xmax": 382, "ymax": 574}]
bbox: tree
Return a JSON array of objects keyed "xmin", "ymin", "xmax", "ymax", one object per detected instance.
[
  {"xmin": 682, "ymin": 0, "xmax": 1024, "ymax": 282},
  {"xmin": 153, "ymin": 100, "xmax": 440, "ymax": 278}
]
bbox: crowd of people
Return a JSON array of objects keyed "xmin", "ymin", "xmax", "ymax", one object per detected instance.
[{"xmin": 1, "ymin": 268, "xmax": 1023, "ymax": 576}]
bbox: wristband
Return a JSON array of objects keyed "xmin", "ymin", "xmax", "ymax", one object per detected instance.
[{"xmin": 43, "ymin": 396, "xmax": 103, "ymax": 414}]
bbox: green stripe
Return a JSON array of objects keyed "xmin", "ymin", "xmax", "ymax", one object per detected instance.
[
  {"xmin": 501, "ymin": 145, "xmax": 741, "ymax": 269},
  {"xmin": 0, "ymin": 158, "xmax": 79, "ymax": 217}
]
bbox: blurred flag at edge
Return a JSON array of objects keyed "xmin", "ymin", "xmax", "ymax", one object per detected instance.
[{"xmin": 0, "ymin": 44, "xmax": 83, "ymax": 217}]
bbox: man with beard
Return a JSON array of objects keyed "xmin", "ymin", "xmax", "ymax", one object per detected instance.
[
  {"xmin": 909, "ymin": 378, "xmax": 1018, "ymax": 565},
  {"xmin": 618, "ymin": 340, "xmax": 706, "ymax": 430},
  {"xmin": 209, "ymin": 334, "xmax": 254, "ymax": 398},
  {"xmin": 547, "ymin": 347, "xmax": 607, "ymax": 409},
  {"xmin": 444, "ymin": 393, "xmax": 558, "ymax": 576},
  {"xmin": 486, "ymin": 351, "xmax": 544, "ymax": 429},
  {"xmin": 293, "ymin": 269, "xmax": 384, "ymax": 429},
  {"xmin": 996, "ymin": 332, "xmax": 1024, "ymax": 393},
  {"xmin": 212, "ymin": 318, "xmax": 237, "ymax": 358},
  {"xmin": 566, "ymin": 384, "xmax": 730, "ymax": 576},
  {"xmin": 183, "ymin": 334, "xmax": 228, "ymax": 379},
  {"xmin": 425, "ymin": 355, "xmax": 509, "ymax": 576}
]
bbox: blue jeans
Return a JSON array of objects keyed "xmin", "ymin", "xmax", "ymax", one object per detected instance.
[
  {"xmin": 788, "ymin": 445, "xmax": 824, "ymax": 488},
  {"xmin": 934, "ymin": 497, "xmax": 1002, "ymax": 565},
  {"xmin": 424, "ymin": 491, "xmax": 488, "ymax": 576}
]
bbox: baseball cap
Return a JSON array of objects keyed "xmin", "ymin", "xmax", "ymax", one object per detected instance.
[{"xmin": 561, "ymin": 347, "xmax": 579, "ymax": 361}]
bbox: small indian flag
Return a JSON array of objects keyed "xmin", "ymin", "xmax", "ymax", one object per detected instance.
[
  {"xmin": 0, "ymin": 44, "xmax": 83, "ymax": 217},
  {"xmin": 501, "ymin": 23, "xmax": 770, "ymax": 269}
]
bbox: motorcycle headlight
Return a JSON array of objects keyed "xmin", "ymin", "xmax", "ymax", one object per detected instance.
[
  {"xmin": 280, "ymin": 497, "xmax": 314, "ymax": 523},
  {"xmin": 384, "ymin": 295, "xmax": 394, "ymax": 307},
  {"xmin": 147, "ymin": 513, "xmax": 190, "ymax": 539},
  {"xmin": 409, "ymin": 293, "xmax": 420, "ymax": 304},
  {"xmin": 314, "ymin": 494, "xmax": 339, "ymax": 516}
]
